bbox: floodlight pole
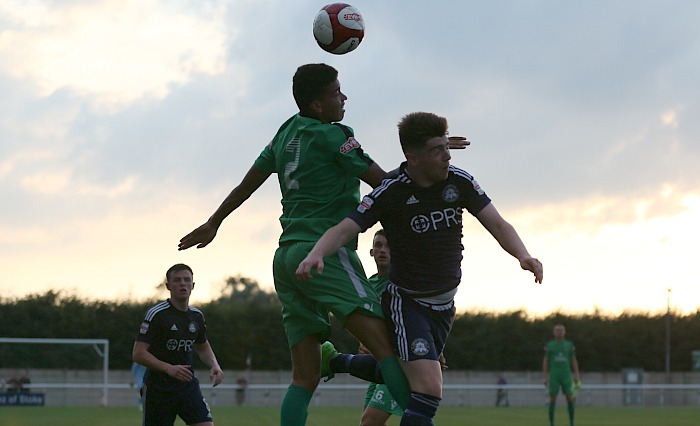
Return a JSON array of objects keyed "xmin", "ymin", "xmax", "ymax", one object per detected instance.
[{"xmin": 665, "ymin": 288, "xmax": 671, "ymax": 384}]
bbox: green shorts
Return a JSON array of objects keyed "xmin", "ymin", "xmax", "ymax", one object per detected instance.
[
  {"xmin": 273, "ymin": 242, "xmax": 384, "ymax": 348},
  {"xmin": 365, "ymin": 383, "xmax": 403, "ymax": 416},
  {"xmin": 548, "ymin": 371, "xmax": 574, "ymax": 396}
]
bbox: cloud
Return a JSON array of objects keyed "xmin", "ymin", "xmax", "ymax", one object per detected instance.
[
  {"xmin": 0, "ymin": 191, "xmax": 282, "ymax": 303},
  {"xmin": 0, "ymin": 0, "xmax": 229, "ymax": 107},
  {"xmin": 660, "ymin": 108, "xmax": 680, "ymax": 129},
  {"xmin": 1, "ymin": 0, "xmax": 699, "ymax": 314},
  {"xmin": 456, "ymin": 191, "xmax": 700, "ymax": 316}
]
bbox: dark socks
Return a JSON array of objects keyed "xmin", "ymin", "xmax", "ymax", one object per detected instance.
[
  {"xmin": 330, "ymin": 354, "xmax": 411, "ymax": 410},
  {"xmin": 400, "ymin": 392, "xmax": 441, "ymax": 425},
  {"xmin": 330, "ymin": 353, "xmax": 380, "ymax": 382}
]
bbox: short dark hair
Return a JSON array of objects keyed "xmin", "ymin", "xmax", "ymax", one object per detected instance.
[
  {"xmin": 374, "ymin": 228, "xmax": 385, "ymax": 239},
  {"xmin": 292, "ymin": 63, "xmax": 338, "ymax": 113},
  {"xmin": 397, "ymin": 112, "xmax": 448, "ymax": 152},
  {"xmin": 166, "ymin": 263, "xmax": 193, "ymax": 282}
]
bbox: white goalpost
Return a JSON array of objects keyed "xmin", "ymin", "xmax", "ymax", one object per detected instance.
[{"xmin": 0, "ymin": 337, "xmax": 110, "ymax": 405}]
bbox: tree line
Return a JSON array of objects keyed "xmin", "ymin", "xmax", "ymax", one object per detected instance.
[{"xmin": 1, "ymin": 276, "xmax": 698, "ymax": 372}]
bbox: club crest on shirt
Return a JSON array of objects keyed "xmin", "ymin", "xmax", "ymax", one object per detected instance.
[
  {"xmin": 411, "ymin": 338, "xmax": 430, "ymax": 356},
  {"xmin": 139, "ymin": 322, "xmax": 149, "ymax": 334},
  {"xmin": 442, "ymin": 184, "xmax": 459, "ymax": 202},
  {"xmin": 188, "ymin": 322, "xmax": 198, "ymax": 333},
  {"xmin": 340, "ymin": 137, "xmax": 361, "ymax": 154}
]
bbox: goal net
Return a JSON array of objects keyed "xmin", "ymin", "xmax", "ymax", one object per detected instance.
[{"xmin": 0, "ymin": 337, "xmax": 110, "ymax": 406}]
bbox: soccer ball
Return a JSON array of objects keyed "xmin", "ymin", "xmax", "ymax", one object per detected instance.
[{"xmin": 313, "ymin": 3, "xmax": 365, "ymax": 55}]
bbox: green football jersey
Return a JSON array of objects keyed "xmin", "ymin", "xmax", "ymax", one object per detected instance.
[
  {"xmin": 254, "ymin": 114, "xmax": 373, "ymax": 246},
  {"xmin": 545, "ymin": 339, "xmax": 576, "ymax": 372},
  {"xmin": 368, "ymin": 273, "xmax": 389, "ymax": 295}
]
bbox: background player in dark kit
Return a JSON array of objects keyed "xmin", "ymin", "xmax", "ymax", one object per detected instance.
[{"xmin": 133, "ymin": 263, "xmax": 223, "ymax": 426}]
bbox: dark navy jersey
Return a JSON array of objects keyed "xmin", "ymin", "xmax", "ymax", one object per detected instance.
[
  {"xmin": 348, "ymin": 162, "xmax": 491, "ymax": 296},
  {"xmin": 136, "ymin": 299, "xmax": 208, "ymax": 392}
]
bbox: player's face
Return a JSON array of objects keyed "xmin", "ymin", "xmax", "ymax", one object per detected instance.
[
  {"xmin": 317, "ymin": 79, "xmax": 347, "ymax": 123},
  {"xmin": 370, "ymin": 234, "xmax": 390, "ymax": 269},
  {"xmin": 412, "ymin": 135, "xmax": 451, "ymax": 185},
  {"xmin": 166, "ymin": 269, "xmax": 194, "ymax": 301},
  {"xmin": 553, "ymin": 325, "xmax": 566, "ymax": 340}
]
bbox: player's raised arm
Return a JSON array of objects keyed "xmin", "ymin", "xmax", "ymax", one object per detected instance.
[
  {"xmin": 363, "ymin": 137, "xmax": 469, "ymax": 187},
  {"xmin": 296, "ymin": 218, "xmax": 362, "ymax": 281},
  {"xmin": 359, "ymin": 162, "xmax": 389, "ymax": 188},
  {"xmin": 179, "ymin": 165, "xmax": 271, "ymax": 250}
]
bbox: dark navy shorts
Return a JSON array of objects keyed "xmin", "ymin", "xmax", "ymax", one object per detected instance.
[
  {"xmin": 382, "ymin": 283, "xmax": 456, "ymax": 362},
  {"xmin": 141, "ymin": 378, "xmax": 212, "ymax": 425}
]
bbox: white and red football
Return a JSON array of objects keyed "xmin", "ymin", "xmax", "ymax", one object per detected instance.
[{"xmin": 313, "ymin": 3, "xmax": 365, "ymax": 55}]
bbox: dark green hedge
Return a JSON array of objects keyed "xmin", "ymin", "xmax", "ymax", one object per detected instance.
[{"xmin": 1, "ymin": 278, "xmax": 697, "ymax": 372}]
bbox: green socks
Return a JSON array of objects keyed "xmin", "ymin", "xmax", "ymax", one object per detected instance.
[
  {"xmin": 547, "ymin": 401, "xmax": 574, "ymax": 426},
  {"xmin": 378, "ymin": 356, "xmax": 411, "ymax": 410},
  {"xmin": 548, "ymin": 403, "xmax": 555, "ymax": 426},
  {"xmin": 567, "ymin": 401, "xmax": 575, "ymax": 426},
  {"xmin": 281, "ymin": 384, "xmax": 312, "ymax": 426}
]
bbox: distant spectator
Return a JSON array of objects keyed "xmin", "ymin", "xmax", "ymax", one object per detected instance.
[
  {"xmin": 7, "ymin": 369, "xmax": 30, "ymax": 393},
  {"xmin": 6, "ymin": 375, "xmax": 20, "ymax": 392},
  {"xmin": 19, "ymin": 370, "xmax": 31, "ymax": 392},
  {"xmin": 235, "ymin": 377, "xmax": 248, "ymax": 406},
  {"xmin": 496, "ymin": 373, "xmax": 509, "ymax": 407}
]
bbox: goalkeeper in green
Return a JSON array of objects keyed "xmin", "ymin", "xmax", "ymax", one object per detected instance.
[{"xmin": 543, "ymin": 324, "xmax": 580, "ymax": 426}]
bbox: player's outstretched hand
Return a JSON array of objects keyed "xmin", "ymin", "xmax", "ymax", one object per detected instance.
[
  {"xmin": 178, "ymin": 222, "xmax": 218, "ymax": 251},
  {"xmin": 520, "ymin": 257, "xmax": 543, "ymax": 283},
  {"xmin": 296, "ymin": 255, "xmax": 324, "ymax": 282},
  {"xmin": 447, "ymin": 136, "xmax": 471, "ymax": 150},
  {"xmin": 210, "ymin": 367, "xmax": 224, "ymax": 387}
]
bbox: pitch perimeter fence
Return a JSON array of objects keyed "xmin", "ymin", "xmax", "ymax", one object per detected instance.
[
  {"xmin": 3, "ymin": 339, "xmax": 699, "ymax": 407},
  {"xmin": 2, "ymin": 369, "xmax": 700, "ymax": 408}
]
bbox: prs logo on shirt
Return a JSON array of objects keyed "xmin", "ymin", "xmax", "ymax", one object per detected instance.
[{"xmin": 167, "ymin": 339, "xmax": 195, "ymax": 351}]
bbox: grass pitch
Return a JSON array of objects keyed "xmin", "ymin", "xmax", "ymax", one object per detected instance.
[{"xmin": 1, "ymin": 406, "xmax": 698, "ymax": 425}]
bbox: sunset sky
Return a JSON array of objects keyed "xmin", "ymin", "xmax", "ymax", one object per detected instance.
[{"xmin": 1, "ymin": 0, "xmax": 698, "ymax": 317}]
